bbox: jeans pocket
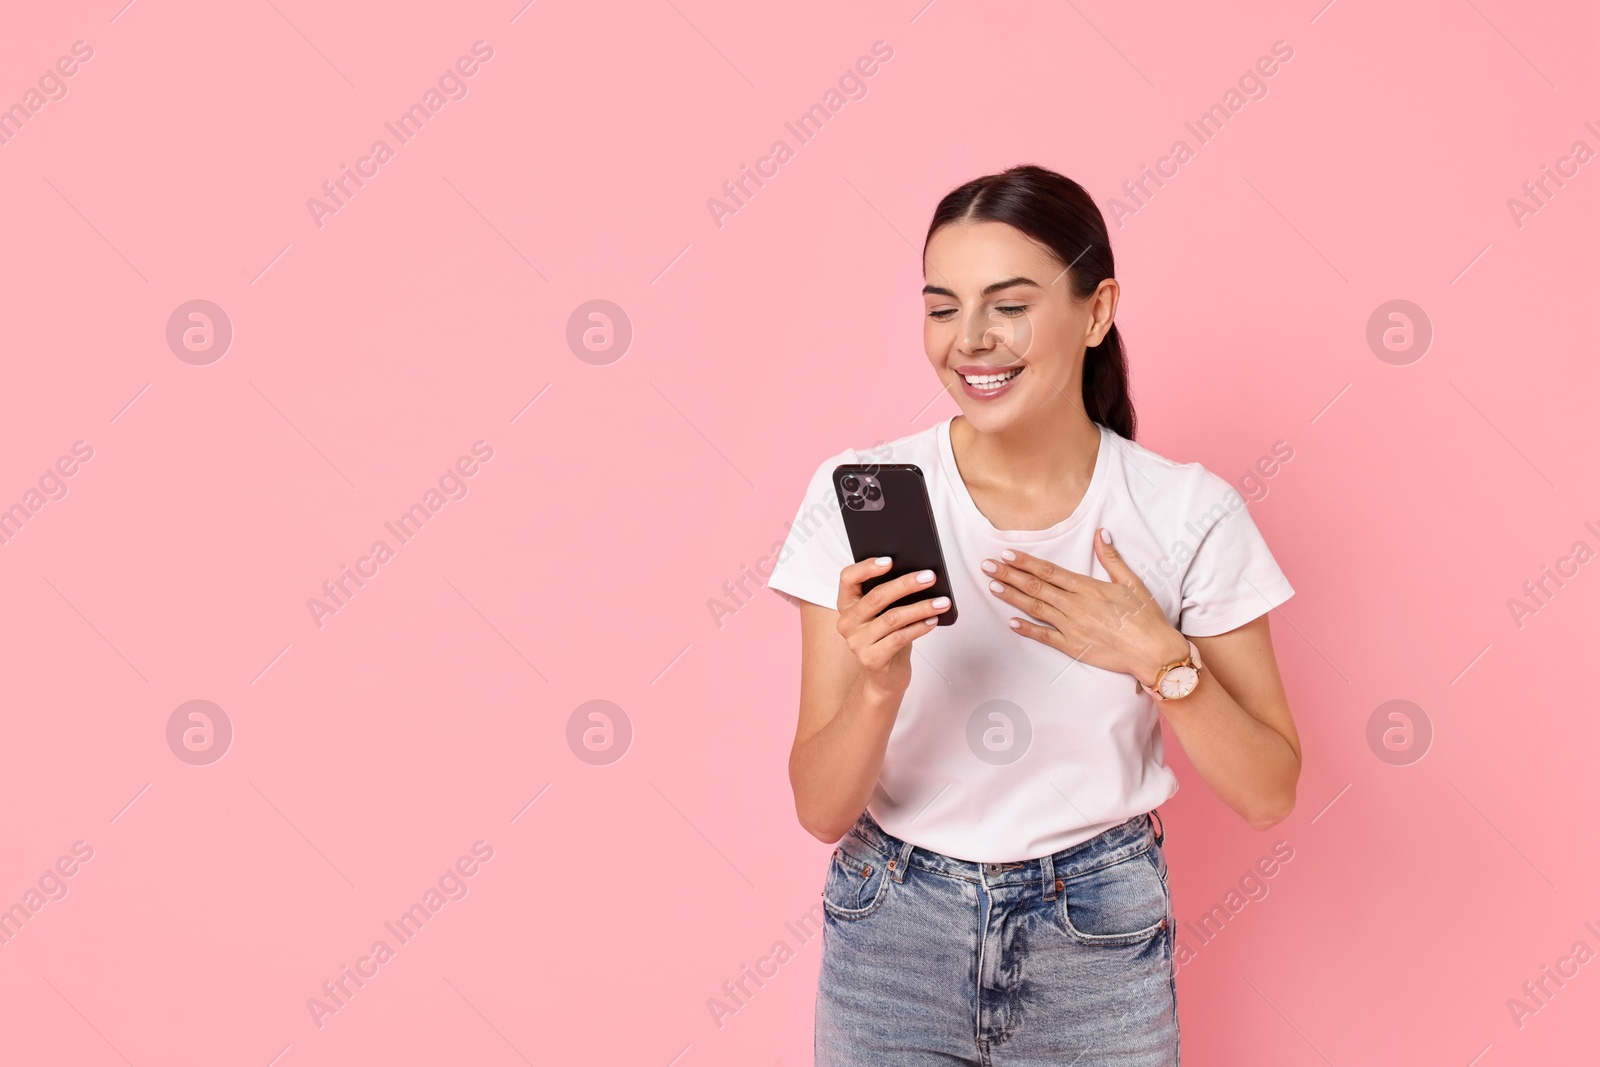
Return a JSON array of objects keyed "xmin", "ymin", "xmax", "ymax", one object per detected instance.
[
  {"xmin": 1055, "ymin": 845, "xmax": 1169, "ymax": 946},
  {"xmin": 821, "ymin": 831, "xmax": 892, "ymax": 920}
]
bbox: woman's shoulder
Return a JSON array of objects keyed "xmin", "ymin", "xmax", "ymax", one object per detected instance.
[{"xmin": 1103, "ymin": 427, "xmax": 1237, "ymax": 510}]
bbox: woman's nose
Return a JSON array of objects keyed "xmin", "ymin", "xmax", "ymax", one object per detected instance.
[{"xmin": 963, "ymin": 308, "xmax": 996, "ymax": 352}]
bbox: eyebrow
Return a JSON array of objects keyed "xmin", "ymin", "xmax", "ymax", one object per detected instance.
[{"xmin": 921, "ymin": 276, "xmax": 1041, "ymax": 298}]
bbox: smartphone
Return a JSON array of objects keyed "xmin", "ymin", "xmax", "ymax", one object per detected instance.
[{"xmin": 833, "ymin": 463, "xmax": 958, "ymax": 625}]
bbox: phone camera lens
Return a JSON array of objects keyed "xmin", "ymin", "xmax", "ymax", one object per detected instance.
[
  {"xmin": 863, "ymin": 484, "xmax": 881, "ymax": 501},
  {"xmin": 841, "ymin": 475, "xmax": 860, "ymax": 493},
  {"xmin": 845, "ymin": 494, "xmax": 864, "ymax": 510}
]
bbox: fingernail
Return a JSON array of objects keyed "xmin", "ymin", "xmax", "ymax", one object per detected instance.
[
  {"xmin": 875, "ymin": 556, "xmax": 892, "ymax": 565},
  {"xmin": 924, "ymin": 617, "xmax": 938, "ymax": 625},
  {"xmin": 1000, "ymin": 549, "xmax": 1017, "ymax": 561},
  {"xmin": 1100, "ymin": 528, "xmax": 1111, "ymax": 544},
  {"xmin": 932, "ymin": 596, "xmax": 951, "ymax": 609},
  {"xmin": 989, "ymin": 580, "xmax": 1005, "ymax": 593},
  {"xmin": 916, "ymin": 569, "xmax": 935, "ymax": 583},
  {"xmin": 981, "ymin": 559, "xmax": 997, "ymax": 573},
  {"xmin": 1008, "ymin": 618, "xmax": 1022, "ymax": 629}
]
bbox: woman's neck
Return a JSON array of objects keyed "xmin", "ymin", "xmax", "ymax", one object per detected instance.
[{"xmin": 950, "ymin": 405, "xmax": 1102, "ymax": 499}]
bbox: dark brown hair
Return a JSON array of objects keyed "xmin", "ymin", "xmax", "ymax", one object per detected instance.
[{"xmin": 923, "ymin": 164, "xmax": 1135, "ymax": 439}]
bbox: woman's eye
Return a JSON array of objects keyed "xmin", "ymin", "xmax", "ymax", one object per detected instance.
[
  {"xmin": 995, "ymin": 305, "xmax": 1028, "ymax": 317},
  {"xmin": 927, "ymin": 308, "xmax": 958, "ymax": 321}
]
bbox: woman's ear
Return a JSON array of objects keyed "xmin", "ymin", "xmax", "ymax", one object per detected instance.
[
  {"xmin": 1083, "ymin": 313, "xmax": 1112, "ymax": 348},
  {"xmin": 1084, "ymin": 279, "xmax": 1119, "ymax": 346}
]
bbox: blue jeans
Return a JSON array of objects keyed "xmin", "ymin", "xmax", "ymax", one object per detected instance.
[{"xmin": 816, "ymin": 807, "xmax": 1179, "ymax": 1065}]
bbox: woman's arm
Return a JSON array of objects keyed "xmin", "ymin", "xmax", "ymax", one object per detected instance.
[
  {"xmin": 785, "ymin": 558, "xmax": 953, "ymax": 842},
  {"xmin": 1160, "ymin": 614, "xmax": 1301, "ymax": 830},
  {"xmin": 982, "ymin": 534, "xmax": 1302, "ymax": 831},
  {"xmin": 787, "ymin": 600, "xmax": 903, "ymax": 842}
]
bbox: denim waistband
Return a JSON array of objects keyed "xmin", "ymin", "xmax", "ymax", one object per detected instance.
[{"xmin": 845, "ymin": 806, "xmax": 1163, "ymax": 902}]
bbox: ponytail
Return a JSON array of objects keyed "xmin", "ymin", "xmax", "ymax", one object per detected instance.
[{"xmin": 1083, "ymin": 322, "xmax": 1135, "ymax": 440}]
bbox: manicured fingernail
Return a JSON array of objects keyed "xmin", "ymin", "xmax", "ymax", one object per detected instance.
[
  {"xmin": 1008, "ymin": 618, "xmax": 1022, "ymax": 629},
  {"xmin": 916, "ymin": 569, "xmax": 934, "ymax": 583},
  {"xmin": 981, "ymin": 559, "xmax": 998, "ymax": 573},
  {"xmin": 932, "ymin": 596, "xmax": 951, "ymax": 609},
  {"xmin": 989, "ymin": 580, "xmax": 1005, "ymax": 593},
  {"xmin": 875, "ymin": 556, "xmax": 892, "ymax": 565},
  {"xmin": 1100, "ymin": 528, "xmax": 1112, "ymax": 544},
  {"xmin": 1000, "ymin": 549, "xmax": 1017, "ymax": 561},
  {"xmin": 924, "ymin": 617, "xmax": 938, "ymax": 625}
]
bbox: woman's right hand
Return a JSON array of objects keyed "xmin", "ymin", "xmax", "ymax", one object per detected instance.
[{"xmin": 835, "ymin": 557, "xmax": 951, "ymax": 698}]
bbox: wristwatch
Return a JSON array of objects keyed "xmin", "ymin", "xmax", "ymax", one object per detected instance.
[{"xmin": 1140, "ymin": 639, "xmax": 1204, "ymax": 702}]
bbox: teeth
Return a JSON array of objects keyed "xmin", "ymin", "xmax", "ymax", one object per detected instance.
[{"xmin": 962, "ymin": 367, "xmax": 1023, "ymax": 387}]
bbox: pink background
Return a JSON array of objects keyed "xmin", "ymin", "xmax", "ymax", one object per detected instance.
[{"xmin": 2, "ymin": 1, "xmax": 1597, "ymax": 1063}]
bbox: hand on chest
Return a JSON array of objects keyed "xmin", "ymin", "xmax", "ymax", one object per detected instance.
[{"xmin": 918, "ymin": 521, "xmax": 1182, "ymax": 687}]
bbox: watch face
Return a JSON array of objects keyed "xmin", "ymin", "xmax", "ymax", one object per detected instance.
[{"xmin": 1159, "ymin": 665, "xmax": 1199, "ymax": 699}]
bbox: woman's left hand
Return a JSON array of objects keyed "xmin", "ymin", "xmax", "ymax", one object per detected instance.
[{"xmin": 981, "ymin": 528, "xmax": 1190, "ymax": 687}]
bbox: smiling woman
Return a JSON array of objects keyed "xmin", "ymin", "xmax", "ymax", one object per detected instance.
[{"xmin": 767, "ymin": 164, "xmax": 1303, "ymax": 1065}]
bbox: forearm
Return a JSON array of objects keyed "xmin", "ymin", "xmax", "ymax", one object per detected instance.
[
  {"xmin": 1157, "ymin": 668, "xmax": 1300, "ymax": 829},
  {"xmin": 789, "ymin": 673, "xmax": 901, "ymax": 842}
]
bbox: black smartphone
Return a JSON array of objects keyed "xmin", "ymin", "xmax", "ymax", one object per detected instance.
[{"xmin": 832, "ymin": 463, "xmax": 958, "ymax": 625}]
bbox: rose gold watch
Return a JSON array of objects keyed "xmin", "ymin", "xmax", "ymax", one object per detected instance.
[{"xmin": 1140, "ymin": 639, "xmax": 1204, "ymax": 702}]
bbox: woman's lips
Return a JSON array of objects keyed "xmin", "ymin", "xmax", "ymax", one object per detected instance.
[{"xmin": 955, "ymin": 364, "xmax": 1024, "ymax": 400}]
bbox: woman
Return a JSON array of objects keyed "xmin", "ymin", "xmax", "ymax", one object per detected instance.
[{"xmin": 766, "ymin": 164, "xmax": 1302, "ymax": 1065}]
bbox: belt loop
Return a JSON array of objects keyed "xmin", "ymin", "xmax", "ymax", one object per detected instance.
[
  {"xmin": 1040, "ymin": 850, "xmax": 1057, "ymax": 901},
  {"xmin": 1149, "ymin": 808, "xmax": 1165, "ymax": 847},
  {"xmin": 890, "ymin": 838, "xmax": 915, "ymax": 883}
]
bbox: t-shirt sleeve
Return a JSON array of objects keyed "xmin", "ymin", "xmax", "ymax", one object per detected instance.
[
  {"xmin": 765, "ymin": 450, "xmax": 859, "ymax": 610},
  {"xmin": 1177, "ymin": 470, "xmax": 1295, "ymax": 637}
]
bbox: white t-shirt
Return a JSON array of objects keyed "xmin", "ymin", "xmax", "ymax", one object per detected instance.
[{"xmin": 767, "ymin": 415, "xmax": 1295, "ymax": 863}]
